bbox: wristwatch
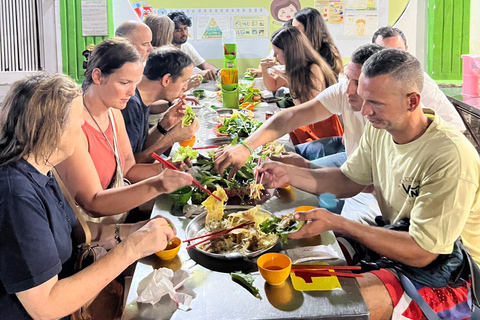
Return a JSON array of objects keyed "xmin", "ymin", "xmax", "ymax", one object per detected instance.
[{"xmin": 156, "ymin": 121, "xmax": 168, "ymax": 135}]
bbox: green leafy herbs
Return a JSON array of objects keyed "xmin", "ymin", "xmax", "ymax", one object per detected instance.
[
  {"xmin": 192, "ymin": 89, "xmax": 206, "ymax": 99},
  {"xmin": 181, "ymin": 106, "xmax": 196, "ymax": 127},
  {"xmin": 192, "ymin": 153, "xmax": 256, "ymax": 203},
  {"xmin": 259, "ymin": 213, "xmax": 305, "ymax": 243},
  {"xmin": 231, "ymin": 271, "xmax": 261, "ymax": 299},
  {"xmin": 172, "ymin": 146, "xmax": 198, "ymax": 162},
  {"xmin": 216, "ymin": 110, "xmax": 262, "ymax": 138},
  {"xmin": 238, "ymin": 83, "xmax": 262, "ymax": 104},
  {"xmin": 191, "ymin": 188, "xmax": 209, "ymax": 204}
]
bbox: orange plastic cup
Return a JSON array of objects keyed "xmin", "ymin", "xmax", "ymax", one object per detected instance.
[
  {"xmin": 178, "ymin": 135, "xmax": 196, "ymax": 147},
  {"xmin": 155, "ymin": 237, "xmax": 181, "ymax": 260},
  {"xmin": 257, "ymin": 253, "xmax": 292, "ymax": 286},
  {"xmin": 294, "ymin": 206, "xmax": 317, "ymax": 212}
]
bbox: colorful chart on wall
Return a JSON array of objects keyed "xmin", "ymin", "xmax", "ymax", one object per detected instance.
[{"xmin": 130, "ymin": 0, "xmax": 410, "ymax": 59}]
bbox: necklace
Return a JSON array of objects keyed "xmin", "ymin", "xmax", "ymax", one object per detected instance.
[{"xmin": 83, "ymin": 98, "xmax": 116, "ymax": 155}]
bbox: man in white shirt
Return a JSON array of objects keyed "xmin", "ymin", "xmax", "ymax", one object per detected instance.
[
  {"xmin": 167, "ymin": 12, "xmax": 218, "ymax": 81},
  {"xmin": 372, "ymin": 26, "xmax": 465, "ymax": 132}
]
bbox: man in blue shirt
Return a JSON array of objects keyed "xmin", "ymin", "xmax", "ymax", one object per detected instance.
[{"xmin": 121, "ymin": 47, "xmax": 199, "ymax": 163}]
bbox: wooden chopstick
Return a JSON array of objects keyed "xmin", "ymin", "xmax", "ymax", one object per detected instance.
[
  {"xmin": 152, "ymin": 152, "xmax": 222, "ymax": 201},
  {"xmin": 292, "ymin": 265, "xmax": 362, "ymax": 271},
  {"xmin": 293, "ymin": 270, "xmax": 364, "ymax": 278},
  {"xmin": 185, "ymin": 221, "xmax": 255, "ymax": 250}
]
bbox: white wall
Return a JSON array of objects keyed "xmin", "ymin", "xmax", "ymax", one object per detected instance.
[
  {"xmin": 471, "ymin": 0, "xmax": 480, "ymax": 54},
  {"xmin": 113, "ymin": 0, "xmax": 140, "ymax": 31},
  {"xmin": 395, "ymin": 0, "xmax": 428, "ymax": 69}
]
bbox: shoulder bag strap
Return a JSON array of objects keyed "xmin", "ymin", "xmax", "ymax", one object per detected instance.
[
  {"xmin": 397, "ymin": 271, "xmax": 440, "ymax": 320},
  {"xmin": 52, "ymin": 168, "xmax": 92, "ymax": 246},
  {"xmin": 463, "ymin": 245, "xmax": 480, "ymax": 307},
  {"xmin": 107, "ymin": 109, "xmax": 125, "ymax": 182}
]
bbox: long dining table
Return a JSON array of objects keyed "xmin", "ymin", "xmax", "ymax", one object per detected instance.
[{"xmin": 122, "ymin": 82, "xmax": 369, "ymax": 320}]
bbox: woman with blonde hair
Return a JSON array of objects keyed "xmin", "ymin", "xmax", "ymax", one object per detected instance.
[
  {"xmin": 144, "ymin": 13, "xmax": 175, "ymax": 48},
  {"xmin": 0, "ymin": 73, "xmax": 178, "ymax": 319},
  {"xmin": 56, "ymin": 37, "xmax": 193, "ymax": 222},
  {"xmin": 293, "ymin": 7, "xmax": 343, "ymax": 77},
  {"xmin": 261, "ymin": 27, "xmax": 343, "ymax": 145}
]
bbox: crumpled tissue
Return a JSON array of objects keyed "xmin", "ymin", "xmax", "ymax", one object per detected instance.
[
  {"xmin": 137, "ymin": 268, "xmax": 192, "ymax": 310},
  {"xmin": 281, "ymin": 244, "xmax": 340, "ymax": 264}
]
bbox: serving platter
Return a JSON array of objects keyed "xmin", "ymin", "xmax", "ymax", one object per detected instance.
[{"xmin": 185, "ymin": 205, "xmax": 279, "ymax": 259}]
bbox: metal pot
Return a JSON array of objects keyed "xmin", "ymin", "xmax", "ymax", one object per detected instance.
[{"xmin": 185, "ymin": 205, "xmax": 278, "ymax": 259}]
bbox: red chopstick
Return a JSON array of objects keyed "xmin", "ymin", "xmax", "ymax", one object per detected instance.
[
  {"xmin": 292, "ymin": 265, "xmax": 362, "ymax": 271},
  {"xmin": 185, "ymin": 221, "xmax": 255, "ymax": 249},
  {"xmin": 192, "ymin": 145, "xmax": 222, "ymax": 150},
  {"xmin": 152, "ymin": 152, "xmax": 222, "ymax": 201},
  {"xmin": 259, "ymin": 156, "xmax": 268, "ymax": 184},
  {"xmin": 293, "ymin": 270, "xmax": 364, "ymax": 278},
  {"xmin": 184, "ymin": 221, "xmax": 254, "ymax": 243},
  {"xmin": 254, "ymin": 157, "xmax": 261, "ymax": 185}
]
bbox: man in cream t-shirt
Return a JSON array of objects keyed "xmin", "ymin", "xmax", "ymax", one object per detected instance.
[{"xmin": 258, "ymin": 49, "xmax": 480, "ymax": 320}]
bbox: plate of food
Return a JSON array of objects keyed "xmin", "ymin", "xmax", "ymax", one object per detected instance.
[
  {"xmin": 213, "ymin": 110, "xmax": 262, "ymax": 138},
  {"xmin": 185, "ymin": 204, "xmax": 279, "ymax": 259},
  {"xmin": 213, "ymin": 123, "xmax": 230, "ymax": 137}
]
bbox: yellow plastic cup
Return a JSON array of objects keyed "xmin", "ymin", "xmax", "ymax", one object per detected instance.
[
  {"xmin": 257, "ymin": 253, "xmax": 292, "ymax": 286},
  {"xmin": 155, "ymin": 237, "xmax": 181, "ymax": 260}
]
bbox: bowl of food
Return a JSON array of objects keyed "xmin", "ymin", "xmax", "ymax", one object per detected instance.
[
  {"xmin": 192, "ymin": 89, "xmax": 206, "ymax": 99},
  {"xmin": 257, "ymin": 252, "xmax": 292, "ymax": 286},
  {"xmin": 179, "ymin": 135, "xmax": 196, "ymax": 147},
  {"xmin": 213, "ymin": 124, "xmax": 230, "ymax": 137},
  {"xmin": 184, "ymin": 205, "xmax": 279, "ymax": 259},
  {"xmin": 155, "ymin": 237, "xmax": 182, "ymax": 260}
]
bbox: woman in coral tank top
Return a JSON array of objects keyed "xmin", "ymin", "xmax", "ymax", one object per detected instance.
[
  {"xmin": 56, "ymin": 38, "xmax": 193, "ymax": 221},
  {"xmin": 260, "ymin": 27, "xmax": 343, "ymax": 145}
]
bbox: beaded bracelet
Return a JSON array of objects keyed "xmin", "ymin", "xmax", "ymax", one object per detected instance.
[{"xmin": 115, "ymin": 224, "xmax": 122, "ymax": 244}]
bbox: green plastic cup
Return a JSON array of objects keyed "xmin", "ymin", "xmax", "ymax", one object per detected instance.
[{"xmin": 222, "ymin": 88, "xmax": 239, "ymax": 109}]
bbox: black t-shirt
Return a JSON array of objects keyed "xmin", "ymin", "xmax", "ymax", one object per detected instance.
[
  {"xmin": 121, "ymin": 89, "xmax": 150, "ymax": 155},
  {"xmin": 0, "ymin": 160, "xmax": 77, "ymax": 319}
]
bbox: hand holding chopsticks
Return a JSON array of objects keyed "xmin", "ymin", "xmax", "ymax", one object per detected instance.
[
  {"xmin": 152, "ymin": 152, "xmax": 222, "ymax": 201},
  {"xmin": 254, "ymin": 156, "xmax": 268, "ymax": 185}
]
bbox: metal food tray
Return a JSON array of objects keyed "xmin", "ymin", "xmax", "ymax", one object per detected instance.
[{"xmin": 184, "ymin": 205, "xmax": 278, "ymax": 259}]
